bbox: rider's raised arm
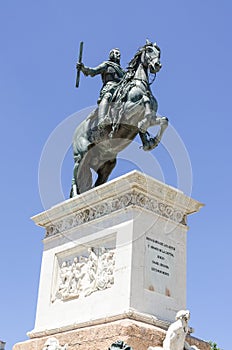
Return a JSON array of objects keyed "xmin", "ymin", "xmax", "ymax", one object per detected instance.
[{"xmin": 79, "ymin": 61, "xmax": 108, "ymax": 77}]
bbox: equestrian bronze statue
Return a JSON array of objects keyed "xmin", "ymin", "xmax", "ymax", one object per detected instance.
[{"xmin": 70, "ymin": 40, "xmax": 168, "ymax": 197}]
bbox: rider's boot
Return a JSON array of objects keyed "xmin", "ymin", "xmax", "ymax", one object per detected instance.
[{"xmin": 97, "ymin": 94, "xmax": 111, "ymax": 129}]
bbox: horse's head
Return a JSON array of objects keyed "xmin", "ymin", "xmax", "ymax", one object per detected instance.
[{"xmin": 142, "ymin": 40, "xmax": 162, "ymax": 74}]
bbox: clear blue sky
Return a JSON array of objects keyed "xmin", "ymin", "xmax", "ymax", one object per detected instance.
[{"xmin": 0, "ymin": 1, "xmax": 231, "ymax": 349}]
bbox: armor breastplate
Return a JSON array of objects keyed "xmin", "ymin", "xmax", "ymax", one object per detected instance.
[{"xmin": 101, "ymin": 61, "xmax": 124, "ymax": 85}]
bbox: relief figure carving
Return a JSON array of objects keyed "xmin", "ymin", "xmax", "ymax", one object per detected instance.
[{"xmin": 54, "ymin": 247, "xmax": 115, "ymax": 301}]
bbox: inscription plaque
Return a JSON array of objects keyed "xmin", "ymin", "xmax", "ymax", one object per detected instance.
[{"xmin": 145, "ymin": 235, "xmax": 176, "ymax": 296}]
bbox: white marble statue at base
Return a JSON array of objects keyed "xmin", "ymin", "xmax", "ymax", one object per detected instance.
[
  {"xmin": 42, "ymin": 337, "xmax": 68, "ymax": 350},
  {"xmin": 148, "ymin": 310, "xmax": 200, "ymax": 350}
]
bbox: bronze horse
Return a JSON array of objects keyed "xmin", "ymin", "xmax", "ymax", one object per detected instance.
[{"xmin": 70, "ymin": 41, "xmax": 168, "ymax": 196}]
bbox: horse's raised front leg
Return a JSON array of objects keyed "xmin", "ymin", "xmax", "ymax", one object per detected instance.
[
  {"xmin": 139, "ymin": 116, "xmax": 168, "ymax": 151},
  {"xmin": 154, "ymin": 116, "xmax": 168, "ymax": 143},
  {"xmin": 94, "ymin": 158, "xmax": 117, "ymax": 188},
  {"xmin": 138, "ymin": 95, "xmax": 153, "ymax": 132}
]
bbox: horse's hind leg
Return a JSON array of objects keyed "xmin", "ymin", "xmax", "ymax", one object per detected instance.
[
  {"xmin": 77, "ymin": 163, "xmax": 92, "ymax": 194},
  {"xmin": 76, "ymin": 152, "xmax": 93, "ymax": 194},
  {"xmin": 94, "ymin": 158, "xmax": 117, "ymax": 188},
  {"xmin": 70, "ymin": 154, "xmax": 82, "ymax": 197},
  {"xmin": 70, "ymin": 153, "xmax": 93, "ymax": 196}
]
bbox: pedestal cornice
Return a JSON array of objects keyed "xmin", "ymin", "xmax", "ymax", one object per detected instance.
[{"xmin": 32, "ymin": 171, "xmax": 203, "ymax": 239}]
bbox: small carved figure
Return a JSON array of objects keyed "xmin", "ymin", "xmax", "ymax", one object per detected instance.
[
  {"xmin": 42, "ymin": 337, "xmax": 68, "ymax": 350},
  {"xmin": 57, "ymin": 262, "xmax": 71, "ymax": 298},
  {"xmin": 55, "ymin": 247, "xmax": 115, "ymax": 301},
  {"xmin": 81, "ymin": 248, "xmax": 98, "ymax": 296},
  {"xmin": 148, "ymin": 310, "xmax": 200, "ymax": 350},
  {"xmin": 96, "ymin": 248, "xmax": 115, "ymax": 290},
  {"xmin": 68, "ymin": 257, "xmax": 82, "ymax": 295}
]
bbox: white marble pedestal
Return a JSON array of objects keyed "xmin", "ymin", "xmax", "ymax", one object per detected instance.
[
  {"xmin": 27, "ymin": 171, "xmax": 203, "ymax": 338},
  {"xmin": 13, "ymin": 171, "xmax": 210, "ymax": 350}
]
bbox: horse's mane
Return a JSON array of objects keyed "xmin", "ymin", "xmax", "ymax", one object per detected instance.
[
  {"xmin": 127, "ymin": 46, "xmax": 144, "ymax": 72},
  {"xmin": 126, "ymin": 42, "xmax": 159, "ymax": 76},
  {"xmin": 112, "ymin": 42, "xmax": 159, "ymax": 103}
]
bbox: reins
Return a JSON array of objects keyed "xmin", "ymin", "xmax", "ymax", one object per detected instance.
[{"xmin": 148, "ymin": 72, "xmax": 156, "ymax": 85}]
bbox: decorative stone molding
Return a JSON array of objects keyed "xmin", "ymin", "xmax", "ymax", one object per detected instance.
[
  {"xmin": 45, "ymin": 190, "xmax": 186, "ymax": 238},
  {"xmin": 28, "ymin": 311, "xmax": 170, "ymax": 339},
  {"xmin": 27, "ymin": 310, "xmax": 195, "ymax": 340},
  {"xmin": 53, "ymin": 247, "xmax": 115, "ymax": 302},
  {"xmin": 32, "ymin": 171, "xmax": 203, "ymax": 240}
]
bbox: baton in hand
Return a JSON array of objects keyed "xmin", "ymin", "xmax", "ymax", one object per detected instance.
[{"xmin": 76, "ymin": 41, "xmax": 84, "ymax": 88}]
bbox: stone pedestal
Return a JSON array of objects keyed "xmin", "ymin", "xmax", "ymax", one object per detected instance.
[{"xmin": 13, "ymin": 171, "xmax": 209, "ymax": 350}]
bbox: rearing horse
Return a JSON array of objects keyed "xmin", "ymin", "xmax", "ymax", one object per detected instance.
[{"xmin": 70, "ymin": 41, "xmax": 168, "ymax": 197}]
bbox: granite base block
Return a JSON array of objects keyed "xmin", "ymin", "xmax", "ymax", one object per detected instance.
[{"xmin": 13, "ymin": 319, "xmax": 210, "ymax": 350}]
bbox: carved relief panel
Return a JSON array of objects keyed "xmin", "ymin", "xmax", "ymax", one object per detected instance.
[{"xmin": 51, "ymin": 236, "xmax": 116, "ymax": 302}]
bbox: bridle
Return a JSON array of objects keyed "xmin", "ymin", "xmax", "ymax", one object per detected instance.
[
  {"xmin": 142, "ymin": 46, "xmax": 159, "ymax": 85},
  {"xmin": 148, "ymin": 72, "xmax": 156, "ymax": 85}
]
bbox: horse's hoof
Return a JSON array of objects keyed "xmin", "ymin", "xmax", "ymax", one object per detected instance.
[
  {"xmin": 142, "ymin": 142, "xmax": 153, "ymax": 151},
  {"xmin": 150, "ymin": 137, "xmax": 160, "ymax": 149},
  {"xmin": 142, "ymin": 137, "xmax": 160, "ymax": 151}
]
